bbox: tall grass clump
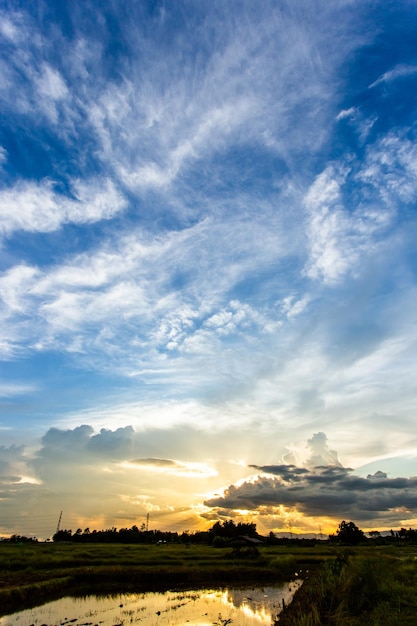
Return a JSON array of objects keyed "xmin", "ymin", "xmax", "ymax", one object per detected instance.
[
  {"xmin": 279, "ymin": 551, "xmax": 417, "ymax": 626},
  {"xmin": 269, "ymin": 555, "xmax": 298, "ymax": 578}
]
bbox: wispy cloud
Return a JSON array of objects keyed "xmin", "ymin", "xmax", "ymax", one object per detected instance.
[
  {"xmin": 1, "ymin": 1, "xmax": 417, "ymax": 536},
  {"xmin": 0, "ymin": 382, "xmax": 38, "ymax": 398},
  {"xmin": 369, "ymin": 64, "xmax": 417, "ymax": 88},
  {"xmin": 303, "ymin": 162, "xmax": 394, "ymax": 284}
]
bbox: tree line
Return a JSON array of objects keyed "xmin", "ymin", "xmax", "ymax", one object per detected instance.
[
  {"xmin": 51, "ymin": 519, "xmax": 258, "ymax": 544},
  {"xmin": 3, "ymin": 519, "xmax": 417, "ymax": 546}
]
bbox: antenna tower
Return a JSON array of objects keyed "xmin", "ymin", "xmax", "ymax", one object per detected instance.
[{"xmin": 56, "ymin": 510, "xmax": 63, "ymax": 535}]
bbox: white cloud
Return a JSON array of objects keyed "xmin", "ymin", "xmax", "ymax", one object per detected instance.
[
  {"xmin": 336, "ymin": 107, "xmax": 357, "ymax": 120},
  {"xmin": 369, "ymin": 64, "xmax": 417, "ymax": 88},
  {"xmin": 0, "ymin": 178, "xmax": 127, "ymax": 238},
  {"xmin": 281, "ymin": 294, "xmax": 311, "ymax": 319},
  {"xmin": 0, "ymin": 382, "xmax": 37, "ymax": 398},
  {"xmin": 303, "ymin": 166, "xmax": 355, "ymax": 283},
  {"xmin": 0, "ymin": 264, "xmax": 40, "ymax": 313},
  {"xmin": 303, "ymin": 155, "xmax": 397, "ymax": 284},
  {"xmin": 0, "ymin": 146, "xmax": 7, "ymax": 165},
  {"xmin": 358, "ymin": 132, "xmax": 417, "ymax": 205},
  {"xmin": 0, "ymin": 11, "xmax": 26, "ymax": 43},
  {"xmin": 36, "ymin": 64, "xmax": 68, "ymax": 100}
]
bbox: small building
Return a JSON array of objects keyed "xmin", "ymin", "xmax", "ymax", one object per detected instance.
[{"xmin": 229, "ymin": 535, "xmax": 263, "ymax": 557}]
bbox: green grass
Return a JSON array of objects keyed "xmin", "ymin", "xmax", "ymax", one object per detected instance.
[
  {"xmin": 2, "ymin": 542, "xmax": 417, "ymax": 623},
  {"xmin": 0, "ymin": 542, "xmax": 322, "ymax": 616},
  {"xmin": 278, "ymin": 546, "xmax": 417, "ymax": 625}
]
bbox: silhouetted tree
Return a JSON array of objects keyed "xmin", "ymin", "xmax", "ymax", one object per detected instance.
[
  {"xmin": 53, "ymin": 529, "xmax": 72, "ymax": 542},
  {"xmin": 330, "ymin": 520, "xmax": 366, "ymax": 545},
  {"xmin": 207, "ymin": 520, "xmax": 258, "ymax": 543}
]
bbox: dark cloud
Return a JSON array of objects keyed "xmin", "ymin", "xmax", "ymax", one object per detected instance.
[
  {"xmin": 249, "ymin": 464, "xmax": 309, "ymax": 481},
  {"xmin": 367, "ymin": 470, "xmax": 387, "ymax": 479},
  {"xmin": 0, "ymin": 445, "xmax": 28, "ymax": 488},
  {"xmin": 38, "ymin": 425, "xmax": 94, "ymax": 458},
  {"xmin": 204, "ymin": 462, "xmax": 417, "ymax": 524},
  {"xmin": 130, "ymin": 458, "xmax": 176, "ymax": 468},
  {"xmin": 87, "ymin": 426, "xmax": 135, "ymax": 458},
  {"xmin": 32, "ymin": 424, "xmax": 136, "ymax": 464}
]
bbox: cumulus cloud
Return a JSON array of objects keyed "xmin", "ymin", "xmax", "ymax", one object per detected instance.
[
  {"xmin": 203, "ymin": 433, "xmax": 417, "ymax": 528},
  {"xmin": 283, "ymin": 432, "xmax": 342, "ymax": 468},
  {"xmin": 33, "ymin": 425, "xmax": 137, "ymax": 464},
  {"xmin": 0, "ymin": 423, "xmax": 231, "ymax": 538},
  {"xmin": 205, "ymin": 461, "xmax": 417, "ymax": 526},
  {"xmin": 0, "ymin": 444, "xmax": 26, "ymax": 481}
]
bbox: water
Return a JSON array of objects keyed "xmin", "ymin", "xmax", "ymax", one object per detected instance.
[{"xmin": 0, "ymin": 581, "xmax": 302, "ymax": 626}]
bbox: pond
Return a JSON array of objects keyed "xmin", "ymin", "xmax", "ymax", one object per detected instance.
[{"xmin": 0, "ymin": 580, "xmax": 302, "ymax": 626}]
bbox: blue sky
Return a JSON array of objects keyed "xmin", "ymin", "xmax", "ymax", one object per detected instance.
[{"xmin": 1, "ymin": 0, "xmax": 417, "ymax": 539}]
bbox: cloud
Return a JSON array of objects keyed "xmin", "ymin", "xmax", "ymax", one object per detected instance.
[
  {"xmin": 0, "ymin": 211, "xmax": 293, "ymax": 380},
  {"xmin": 205, "ymin": 461, "xmax": 417, "ymax": 526},
  {"xmin": 0, "ymin": 382, "xmax": 37, "ymax": 398},
  {"xmin": 303, "ymin": 164, "xmax": 392, "ymax": 284},
  {"xmin": 34, "ymin": 424, "xmax": 94, "ymax": 462},
  {"xmin": 358, "ymin": 132, "xmax": 417, "ymax": 205},
  {"xmin": 369, "ymin": 64, "xmax": 417, "ymax": 89},
  {"xmin": 0, "ymin": 444, "xmax": 40, "ymax": 493},
  {"xmin": 283, "ymin": 432, "xmax": 342, "ymax": 468},
  {"xmin": 126, "ymin": 457, "xmax": 217, "ymax": 478},
  {"xmin": 131, "ymin": 458, "xmax": 177, "ymax": 468},
  {"xmin": 36, "ymin": 64, "xmax": 68, "ymax": 101},
  {"xmin": 1, "ymin": 1, "xmax": 417, "ymax": 538},
  {"xmin": 0, "ymin": 423, "xmax": 230, "ymax": 537},
  {"xmin": 336, "ymin": 107, "xmax": 357, "ymax": 121},
  {"xmin": 0, "ymin": 178, "xmax": 127, "ymax": 238},
  {"xmin": 0, "ymin": 12, "xmax": 25, "ymax": 44},
  {"xmin": 88, "ymin": 427, "xmax": 135, "ymax": 459},
  {"xmin": 0, "ymin": 444, "xmax": 26, "ymax": 478},
  {"xmin": 32, "ymin": 425, "xmax": 138, "ymax": 465}
]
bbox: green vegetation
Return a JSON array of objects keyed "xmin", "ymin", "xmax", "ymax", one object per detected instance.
[
  {"xmin": 2, "ymin": 519, "xmax": 417, "ymax": 622},
  {"xmin": 51, "ymin": 518, "xmax": 258, "ymax": 543},
  {"xmin": 279, "ymin": 547, "xmax": 417, "ymax": 625},
  {"xmin": 0, "ymin": 541, "xmax": 324, "ymax": 617}
]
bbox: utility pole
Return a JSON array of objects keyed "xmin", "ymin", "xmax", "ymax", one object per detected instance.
[{"xmin": 146, "ymin": 513, "xmax": 149, "ymax": 532}]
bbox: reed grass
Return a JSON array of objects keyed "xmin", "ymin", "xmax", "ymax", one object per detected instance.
[{"xmin": 278, "ymin": 548, "xmax": 417, "ymax": 625}]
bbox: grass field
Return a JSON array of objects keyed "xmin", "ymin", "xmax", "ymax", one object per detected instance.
[
  {"xmin": 1, "ymin": 542, "xmax": 417, "ymax": 624},
  {"xmin": 279, "ymin": 545, "xmax": 417, "ymax": 625}
]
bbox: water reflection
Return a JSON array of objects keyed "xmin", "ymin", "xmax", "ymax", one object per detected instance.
[{"xmin": 0, "ymin": 580, "xmax": 302, "ymax": 626}]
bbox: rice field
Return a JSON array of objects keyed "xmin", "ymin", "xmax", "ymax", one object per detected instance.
[{"xmin": 1, "ymin": 541, "xmax": 417, "ymax": 623}]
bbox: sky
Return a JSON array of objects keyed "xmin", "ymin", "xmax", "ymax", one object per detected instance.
[{"xmin": 1, "ymin": 0, "xmax": 417, "ymax": 540}]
